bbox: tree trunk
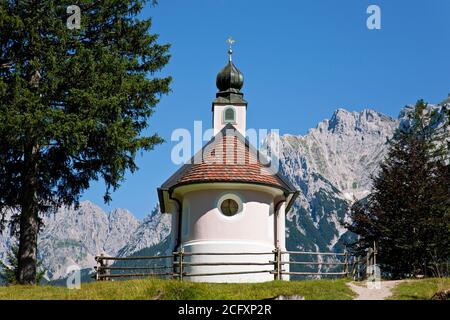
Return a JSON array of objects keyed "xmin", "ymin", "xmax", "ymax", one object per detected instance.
[{"xmin": 17, "ymin": 143, "xmax": 39, "ymax": 285}]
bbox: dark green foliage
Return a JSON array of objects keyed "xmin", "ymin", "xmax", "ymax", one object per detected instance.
[
  {"xmin": 0, "ymin": 244, "xmax": 46, "ymax": 285},
  {"xmin": 0, "ymin": 0, "xmax": 171, "ymax": 284},
  {"xmin": 0, "ymin": 245, "xmax": 18, "ymax": 285},
  {"xmin": 348, "ymin": 100, "xmax": 450, "ymax": 279}
]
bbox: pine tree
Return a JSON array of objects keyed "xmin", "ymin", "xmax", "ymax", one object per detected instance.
[
  {"xmin": 0, "ymin": 1, "xmax": 171, "ymax": 284},
  {"xmin": 348, "ymin": 100, "xmax": 450, "ymax": 279}
]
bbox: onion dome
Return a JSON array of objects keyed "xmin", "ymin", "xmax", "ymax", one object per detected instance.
[
  {"xmin": 216, "ymin": 48, "xmax": 244, "ymax": 93},
  {"xmin": 214, "ymin": 47, "xmax": 247, "ymax": 105}
]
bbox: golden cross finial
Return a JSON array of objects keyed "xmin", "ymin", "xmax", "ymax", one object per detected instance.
[
  {"xmin": 227, "ymin": 36, "xmax": 235, "ymax": 62},
  {"xmin": 227, "ymin": 36, "xmax": 235, "ymax": 48}
]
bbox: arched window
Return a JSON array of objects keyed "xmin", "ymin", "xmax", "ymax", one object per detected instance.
[{"xmin": 223, "ymin": 107, "xmax": 236, "ymax": 123}]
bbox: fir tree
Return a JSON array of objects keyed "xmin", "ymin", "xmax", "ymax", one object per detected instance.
[
  {"xmin": 0, "ymin": 1, "xmax": 171, "ymax": 284},
  {"xmin": 348, "ymin": 100, "xmax": 450, "ymax": 278}
]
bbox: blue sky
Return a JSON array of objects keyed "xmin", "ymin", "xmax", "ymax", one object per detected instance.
[{"xmin": 81, "ymin": 0, "xmax": 450, "ymax": 218}]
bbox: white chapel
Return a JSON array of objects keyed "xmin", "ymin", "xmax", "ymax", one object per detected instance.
[{"xmin": 158, "ymin": 42, "xmax": 298, "ymax": 282}]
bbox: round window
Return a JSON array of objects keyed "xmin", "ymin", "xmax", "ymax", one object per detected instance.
[{"xmin": 220, "ymin": 198, "xmax": 239, "ymax": 216}]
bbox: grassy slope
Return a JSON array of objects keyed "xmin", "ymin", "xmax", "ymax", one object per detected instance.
[
  {"xmin": 0, "ymin": 278, "xmax": 355, "ymax": 300},
  {"xmin": 390, "ymin": 278, "xmax": 450, "ymax": 300}
]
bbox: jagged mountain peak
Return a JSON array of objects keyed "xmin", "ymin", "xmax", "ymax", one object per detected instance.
[
  {"xmin": 108, "ymin": 207, "xmax": 137, "ymax": 222},
  {"xmin": 276, "ymin": 108, "xmax": 398, "ymax": 201},
  {"xmin": 324, "ymin": 108, "xmax": 396, "ymax": 135},
  {"xmin": 76, "ymin": 199, "xmax": 102, "ymax": 211}
]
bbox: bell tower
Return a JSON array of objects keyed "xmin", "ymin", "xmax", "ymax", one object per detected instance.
[{"xmin": 212, "ymin": 37, "xmax": 247, "ymax": 136}]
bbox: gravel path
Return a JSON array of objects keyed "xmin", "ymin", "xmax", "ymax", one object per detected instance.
[{"xmin": 347, "ymin": 280, "xmax": 403, "ymax": 300}]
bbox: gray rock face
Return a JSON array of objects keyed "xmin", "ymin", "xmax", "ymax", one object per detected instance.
[
  {"xmin": 117, "ymin": 205, "xmax": 171, "ymax": 258},
  {"xmin": 267, "ymin": 109, "xmax": 398, "ymax": 252},
  {"xmin": 279, "ymin": 109, "xmax": 398, "ymax": 202},
  {"xmin": 38, "ymin": 201, "xmax": 140, "ymax": 279}
]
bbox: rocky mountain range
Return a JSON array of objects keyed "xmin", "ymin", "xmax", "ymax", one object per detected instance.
[
  {"xmin": 0, "ymin": 202, "xmax": 171, "ymax": 282},
  {"xmin": 270, "ymin": 108, "xmax": 399, "ymax": 252},
  {"xmin": 0, "ymin": 101, "xmax": 448, "ymax": 282}
]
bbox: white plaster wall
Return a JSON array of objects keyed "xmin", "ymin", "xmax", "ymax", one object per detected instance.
[
  {"xmin": 180, "ymin": 188, "xmax": 277, "ymax": 282},
  {"xmin": 213, "ymin": 104, "xmax": 246, "ymax": 136},
  {"xmin": 182, "ymin": 189, "xmax": 274, "ymax": 245}
]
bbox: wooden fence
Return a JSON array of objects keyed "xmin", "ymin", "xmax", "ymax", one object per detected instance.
[
  {"xmin": 95, "ymin": 248, "xmax": 355, "ymax": 281},
  {"xmin": 350, "ymin": 242, "xmax": 378, "ymax": 281}
]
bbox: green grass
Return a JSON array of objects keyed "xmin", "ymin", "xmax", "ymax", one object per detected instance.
[
  {"xmin": 0, "ymin": 278, "xmax": 355, "ymax": 300},
  {"xmin": 390, "ymin": 278, "xmax": 450, "ymax": 300}
]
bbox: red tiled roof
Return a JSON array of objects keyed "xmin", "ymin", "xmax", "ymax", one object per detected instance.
[{"xmin": 161, "ymin": 125, "xmax": 296, "ymax": 192}]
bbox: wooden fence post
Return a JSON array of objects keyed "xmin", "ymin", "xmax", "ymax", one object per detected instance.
[
  {"xmin": 278, "ymin": 248, "xmax": 282, "ymax": 280},
  {"xmin": 172, "ymin": 251, "xmax": 177, "ymax": 280},
  {"xmin": 344, "ymin": 248, "xmax": 349, "ymax": 277},
  {"xmin": 356, "ymin": 256, "xmax": 361, "ymax": 281},
  {"xmin": 273, "ymin": 247, "xmax": 281, "ymax": 280},
  {"xmin": 373, "ymin": 241, "xmax": 377, "ymax": 267},
  {"xmin": 94, "ymin": 256, "xmax": 99, "ymax": 281},
  {"xmin": 97, "ymin": 253, "xmax": 106, "ymax": 281},
  {"xmin": 273, "ymin": 248, "xmax": 276, "ymax": 280},
  {"xmin": 179, "ymin": 246, "xmax": 184, "ymax": 281},
  {"xmin": 104, "ymin": 254, "xmax": 111, "ymax": 281}
]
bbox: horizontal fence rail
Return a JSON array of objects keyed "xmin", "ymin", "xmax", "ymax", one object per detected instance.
[
  {"xmin": 282, "ymin": 272, "xmax": 347, "ymax": 276},
  {"xmin": 182, "ymin": 270, "xmax": 274, "ymax": 278},
  {"xmin": 175, "ymin": 262, "xmax": 274, "ymax": 266},
  {"xmin": 95, "ymin": 255, "xmax": 173, "ymax": 261},
  {"xmin": 284, "ymin": 251, "xmax": 346, "ymax": 256},
  {"xmin": 279, "ymin": 261, "xmax": 347, "ymax": 265},
  {"xmin": 94, "ymin": 248, "xmax": 356, "ymax": 281},
  {"xmin": 181, "ymin": 252, "xmax": 274, "ymax": 256}
]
